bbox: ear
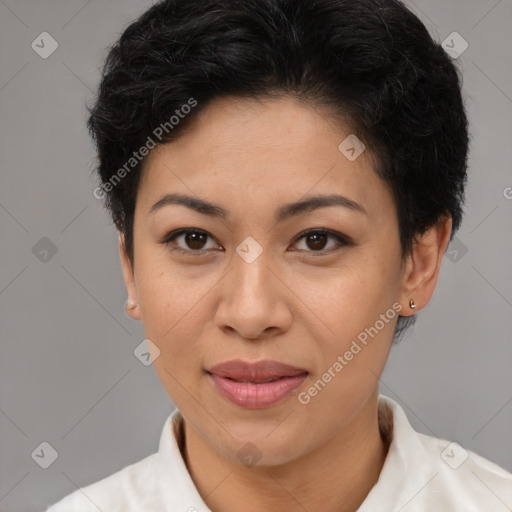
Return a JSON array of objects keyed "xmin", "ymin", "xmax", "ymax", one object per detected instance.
[
  {"xmin": 398, "ymin": 215, "xmax": 452, "ymax": 316},
  {"xmin": 118, "ymin": 233, "xmax": 141, "ymax": 320}
]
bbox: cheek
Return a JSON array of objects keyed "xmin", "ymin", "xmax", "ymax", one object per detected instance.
[
  {"xmin": 296, "ymin": 281, "xmax": 397, "ymax": 422},
  {"xmin": 135, "ymin": 259, "xmax": 209, "ymax": 376},
  {"xmin": 294, "ymin": 258, "xmax": 399, "ymax": 381},
  {"xmin": 136, "ymin": 247, "xmax": 213, "ymax": 332},
  {"xmin": 297, "ymin": 257, "xmax": 399, "ymax": 334}
]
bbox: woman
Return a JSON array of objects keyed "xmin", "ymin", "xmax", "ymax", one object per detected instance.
[{"xmin": 46, "ymin": 0, "xmax": 512, "ymax": 510}]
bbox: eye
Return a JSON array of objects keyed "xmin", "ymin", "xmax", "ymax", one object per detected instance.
[
  {"xmin": 159, "ymin": 228, "xmax": 220, "ymax": 255},
  {"xmin": 160, "ymin": 228, "xmax": 352, "ymax": 255},
  {"xmin": 291, "ymin": 229, "xmax": 353, "ymax": 254}
]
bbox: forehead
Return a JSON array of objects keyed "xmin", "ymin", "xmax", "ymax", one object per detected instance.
[{"xmin": 137, "ymin": 95, "xmax": 394, "ymax": 221}]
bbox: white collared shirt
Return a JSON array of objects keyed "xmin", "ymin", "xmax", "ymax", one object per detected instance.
[{"xmin": 45, "ymin": 395, "xmax": 512, "ymax": 511}]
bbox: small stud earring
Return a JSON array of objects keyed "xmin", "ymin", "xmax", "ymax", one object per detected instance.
[
  {"xmin": 125, "ymin": 301, "xmax": 138, "ymax": 312},
  {"xmin": 409, "ymin": 299, "xmax": 416, "ymax": 309}
]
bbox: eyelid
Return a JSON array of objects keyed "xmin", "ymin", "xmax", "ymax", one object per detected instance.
[
  {"xmin": 159, "ymin": 227, "xmax": 354, "ymax": 254},
  {"xmin": 159, "ymin": 228, "xmax": 221, "ymax": 255},
  {"xmin": 291, "ymin": 228, "xmax": 354, "ymax": 249}
]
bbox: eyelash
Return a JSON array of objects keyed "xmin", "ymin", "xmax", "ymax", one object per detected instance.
[{"xmin": 159, "ymin": 228, "xmax": 353, "ymax": 256}]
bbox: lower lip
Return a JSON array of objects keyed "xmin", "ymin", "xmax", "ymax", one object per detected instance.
[{"xmin": 208, "ymin": 373, "xmax": 308, "ymax": 409}]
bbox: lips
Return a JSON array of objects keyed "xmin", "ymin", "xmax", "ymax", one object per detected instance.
[
  {"xmin": 206, "ymin": 359, "xmax": 308, "ymax": 408},
  {"xmin": 208, "ymin": 359, "xmax": 307, "ymax": 381}
]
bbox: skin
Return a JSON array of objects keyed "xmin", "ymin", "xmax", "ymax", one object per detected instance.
[{"xmin": 119, "ymin": 95, "xmax": 452, "ymax": 512}]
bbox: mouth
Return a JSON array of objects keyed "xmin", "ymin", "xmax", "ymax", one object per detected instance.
[
  {"xmin": 220, "ymin": 375, "xmax": 294, "ymax": 383},
  {"xmin": 206, "ymin": 359, "xmax": 309, "ymax": 409}
]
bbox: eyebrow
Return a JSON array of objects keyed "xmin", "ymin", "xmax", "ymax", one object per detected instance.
[{"xmin": 150, "ymin": 192, "xmax": 366, "ymax": 222}]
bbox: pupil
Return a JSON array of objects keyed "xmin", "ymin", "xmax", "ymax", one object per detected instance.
[
  {"xmin": 307, "ymin": 233, "xmax": 327, "ymax": 251},
  {"xmin": 186, "ymin": 232, "xmax": 206, "ymax": 250}
]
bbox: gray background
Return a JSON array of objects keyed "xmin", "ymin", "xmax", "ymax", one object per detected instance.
[{"xmin": 0, "ymin": 1, "xmax": 511, "ymax": 511}]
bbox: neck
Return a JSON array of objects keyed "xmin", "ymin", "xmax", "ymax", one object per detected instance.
[{"xmin": 182, "ymin": 393, "xmax": 388, "ymax": 512}]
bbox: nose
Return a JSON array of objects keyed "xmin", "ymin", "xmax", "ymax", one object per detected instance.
[{"xmin": 214, "ymin": 246, "xmax": 293, "ymax": 341}]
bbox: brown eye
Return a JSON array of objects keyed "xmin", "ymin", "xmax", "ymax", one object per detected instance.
[
  {"xmin": 304, "ymin": 232, "xmax": 329, "ymax": 251},
  {"xmin": 161, "ymin": 229, "xmax": 219, "ymax": 253},
  {"xmin": 181, "ymin": 231, "xmax": 208, "ymax": 250},
  {"xmin": 292, "ymin": 229, "xmax": 352, "ymax": 254}
]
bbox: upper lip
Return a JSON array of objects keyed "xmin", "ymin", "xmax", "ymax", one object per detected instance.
[{"xmin": 207, "ymin": 359, "xmax": 308, "ymax": 382}]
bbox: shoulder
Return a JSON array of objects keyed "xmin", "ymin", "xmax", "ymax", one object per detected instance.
[
  {"xmin": 417, "ymin": 432, "xmax": 512, "ymax": 509},
  {"xmin": 372, "ymin": 396, "xmax": 512, "ymax": 511},
  {"xmin": 45, "ymin": 452, "xmax": 160, "ymax": 512},
  {"xmin": 45, "ymin": 409, "xmax": 202, "ymax": 512}
]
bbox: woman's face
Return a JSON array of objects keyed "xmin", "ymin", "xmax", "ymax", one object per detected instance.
[{"xmin": 122, "ymin": 95, "xmax": 411, "ymax": 466}]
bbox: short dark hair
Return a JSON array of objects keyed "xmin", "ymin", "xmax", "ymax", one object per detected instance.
[{"xmin": 88, "ymin": 0, "xmax": 469, "ymax": 339}]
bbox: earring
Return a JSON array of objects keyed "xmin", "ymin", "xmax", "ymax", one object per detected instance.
[
  {"xmin": 125, "ymin": 301, "xmax": 138, "ymax": 312},
  {"xmin": 409, "ymin": 299, "xmax": 416, "ymax": 310}
]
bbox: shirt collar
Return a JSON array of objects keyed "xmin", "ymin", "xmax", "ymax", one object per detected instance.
[
  {"xmin": 360, "ymin": 395, "xmax": 433, "ymax": 510},
  {"xmin": 155, "ymin": 395, "xmax": 429, "ymax": 511},
  {"xmin": 156, "ymin": 409, "xmax": 212, "ymax": 510}
]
